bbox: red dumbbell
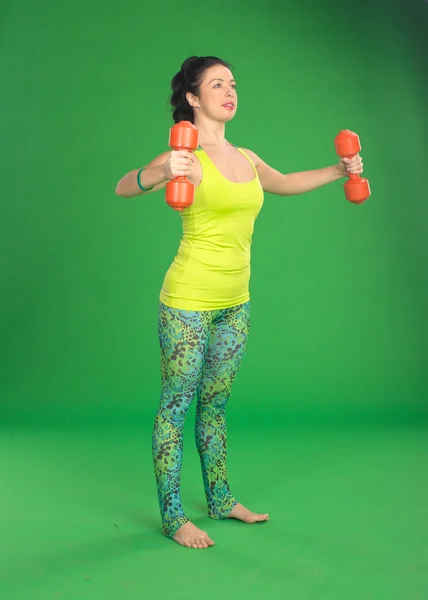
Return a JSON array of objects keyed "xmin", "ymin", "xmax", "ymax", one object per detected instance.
[
  {"xmin": 334, "ymin": 130, "xmax": 371, "ymax": 205},
  {"xmin": 165, "ymin": 121, "xmax": 199, "ymax": 210}
]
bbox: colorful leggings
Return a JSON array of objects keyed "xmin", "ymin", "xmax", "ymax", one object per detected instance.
[{"xmin": 152, "ymin": 300, "xmax": 251, "ymax": 538}]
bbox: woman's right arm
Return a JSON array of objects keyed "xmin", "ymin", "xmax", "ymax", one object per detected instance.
[
  {"xmin": 115, "ymin": 151, "xmax": 171, "ymax": 198},
  {"xmin": 115, "ymin": 149, "xmax": 195, "ymax": 198}
]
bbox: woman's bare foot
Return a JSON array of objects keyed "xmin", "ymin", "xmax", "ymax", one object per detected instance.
[
  {"xmin": 172, "ymin": 521, "xmax": 215, "ymax": 549},
  {"xmin": 227, "ymin": 503, "xmax": 269, "ymax": 523}
]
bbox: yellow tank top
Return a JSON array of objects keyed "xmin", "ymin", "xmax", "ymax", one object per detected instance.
[{"xmin": 159, "ymin": 146, "xmax": 264, "ymax": 310}]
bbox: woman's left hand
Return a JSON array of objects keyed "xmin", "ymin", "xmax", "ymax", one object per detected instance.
[{"xmin": 337, "ymin": 153, "xmax": 364, "ymax": 177}]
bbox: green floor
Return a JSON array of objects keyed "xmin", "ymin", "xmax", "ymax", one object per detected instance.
[{"xmin": 1, "ymin": 415, "xmax": 427, "ymax": 600}]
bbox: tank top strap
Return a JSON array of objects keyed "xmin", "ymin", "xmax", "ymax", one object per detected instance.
[
  {"xmin": 235, "ymin": 147, "xmax": 258, "ymax": 176},
  {"xmin": 194, "ymin": 147, "xmax": 219, "ymax": 180}
]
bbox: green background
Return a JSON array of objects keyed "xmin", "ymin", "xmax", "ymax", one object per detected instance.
[{"xmin": 1, "ymin": 0, "xmax": 427, "ymax": 598}]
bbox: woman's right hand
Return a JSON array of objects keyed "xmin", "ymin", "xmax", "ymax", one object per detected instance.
[{"xmin": 163, "ymin": 150, "xmax": 195, "ymax": 180}]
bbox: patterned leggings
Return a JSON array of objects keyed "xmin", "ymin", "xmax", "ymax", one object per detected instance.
[{"xmin": 152, "ymin": 300, "xmax": 251, "ymax": 538}]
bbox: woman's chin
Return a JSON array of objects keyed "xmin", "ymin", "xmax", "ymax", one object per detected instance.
[{"xmin": 220, "ymin": 112, "xmax": 236, "ymax": 123}]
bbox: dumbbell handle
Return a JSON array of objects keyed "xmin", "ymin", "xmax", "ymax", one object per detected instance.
[{"xmin": 344, "ymin": 154, "xmax": 360, "ymax": 181}]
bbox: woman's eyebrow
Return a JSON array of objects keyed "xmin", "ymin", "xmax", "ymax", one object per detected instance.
[{"xmin": 208, "ymin": 78, "xmax": 236, "ymax": 84}]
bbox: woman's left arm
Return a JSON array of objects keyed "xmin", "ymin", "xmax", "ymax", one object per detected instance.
[{"xmin": 243, "ymin": 148, "xmax": 364, "ymax": 196}]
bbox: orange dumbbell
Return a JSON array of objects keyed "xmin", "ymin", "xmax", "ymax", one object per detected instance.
[
  {"xmin": 334, "ymin": 130, "xmax": 371, "ymax": 205},
  {"xmin": 165, "ymin": 121, "xmax": 199, "ymax": 211}
]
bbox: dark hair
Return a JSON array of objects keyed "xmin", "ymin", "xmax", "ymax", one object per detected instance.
[{"xmin": 170, "ymin": 56, "xmax": 233, "ymax": 124}]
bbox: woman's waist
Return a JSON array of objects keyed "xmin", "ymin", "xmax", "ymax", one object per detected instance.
[
  {"xmin": 177, "ymin": 238, "xmax": 250, "ymax": 266},
  {"xmin": 174, "ymin": 248, "xmax": 250, "ymax": 272},
  {"xmin": 163, "ymin": 261, "xmax": 250, "ymax": 296}
]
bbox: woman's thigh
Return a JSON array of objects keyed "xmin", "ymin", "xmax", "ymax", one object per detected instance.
[
  {"xmin": 196, "ymin": 301, "xmax": 251, "ymax": 403},
  {"xmin": 157, "ymin": 302, "xmax": 213, "ymax": 416}
]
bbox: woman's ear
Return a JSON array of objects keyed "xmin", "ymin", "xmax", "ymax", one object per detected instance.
[{"xmin": 186, "ymin": 91, "xmax": 199, "ymax": 109}]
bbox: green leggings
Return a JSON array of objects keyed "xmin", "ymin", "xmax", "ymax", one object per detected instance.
[{"xmin": 152, "ymin": 300, "xmax": 251, "ymax": 538}]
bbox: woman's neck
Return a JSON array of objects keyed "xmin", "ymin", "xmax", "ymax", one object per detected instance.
[{"xmin": 194, "ymin": 119, "xmax": 227, "ymax": 148}]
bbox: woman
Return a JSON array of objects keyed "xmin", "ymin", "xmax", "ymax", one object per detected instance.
[{"xmin": 115, "ymin": 56, "xmax": 363, "ymax": 549}]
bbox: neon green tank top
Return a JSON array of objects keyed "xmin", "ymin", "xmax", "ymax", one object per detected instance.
[{"xmin": 159, "ymin": 146, "xmax": 264, "ymax": 310}]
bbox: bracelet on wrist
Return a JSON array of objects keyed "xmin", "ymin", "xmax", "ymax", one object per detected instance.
[{"xmin": 137, "ymin": 168, "xmax": 154, "ymax": 192}]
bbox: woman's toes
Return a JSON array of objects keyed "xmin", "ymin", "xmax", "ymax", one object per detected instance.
[
  {"xmin": 172, "ymin": 522, "xmax": 215, "ymax": 548},
  {"xmin": 257, "ymin": 514, "xmax": 268, "ymax": 522},
  {"xmin": 201, "ymin": 531, "xmax": 214, "ymax": 547}
]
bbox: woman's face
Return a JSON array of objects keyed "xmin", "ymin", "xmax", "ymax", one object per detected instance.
[{"xmin": 188, "ymin": 64, "xmax": 237, "ymax": 122}]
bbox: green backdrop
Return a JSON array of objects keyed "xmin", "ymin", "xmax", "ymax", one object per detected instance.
[
  {"xmin": 2, "ymin": 0, "xmax": 427, "ymax": 427},
  {"xmin": 1, "ymin": 0, "xmax": 427, "ymax": 598}
]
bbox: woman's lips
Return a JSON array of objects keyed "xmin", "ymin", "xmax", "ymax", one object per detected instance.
[{"xmin": 223, "ymin": 104, "xmax": 235, "ymax": 110}]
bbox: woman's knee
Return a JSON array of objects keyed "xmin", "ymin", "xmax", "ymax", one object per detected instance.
[{"xmin": 158, "ymin": 389, "xmax": 196, "ymax": 421}]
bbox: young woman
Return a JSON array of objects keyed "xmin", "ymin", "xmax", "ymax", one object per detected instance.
[{"xmin": 115, "ymin": 56, "xmax": 364, "ymax": 550}]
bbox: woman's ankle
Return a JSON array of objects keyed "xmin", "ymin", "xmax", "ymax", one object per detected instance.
[
  {"xmin": 208, "ymin": 499, "xmax": 238, "ymax": 520},
  {"xmin": 163, "ymin": 514, "xmax": 189, "ymax": 538}
]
